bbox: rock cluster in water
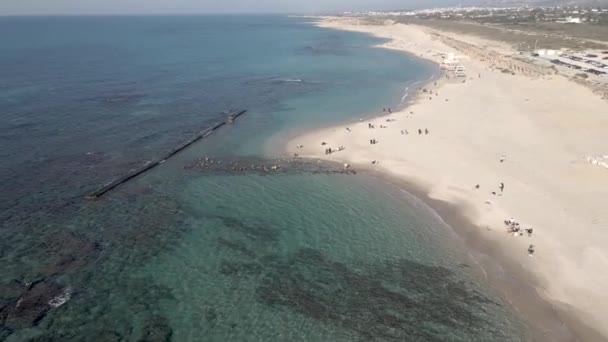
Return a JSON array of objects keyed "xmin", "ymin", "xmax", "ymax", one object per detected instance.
[
  {"xmin": 0, "ymin": 279, "xmax": 65, "ymax": 334},
  {"xmin": 202, "ymin": 213, "xmax": 504, "ymax": 341},
  {"xmin": 256, "ymin": 249, "xmax": 498, "ymax": 341},
  {"xmin": 0, "ymin": 186, "xmax": 183, "ymax": 341},
  {"xmin": 184, "ymin": 156, "xmax": 357, "ymax": 176}
]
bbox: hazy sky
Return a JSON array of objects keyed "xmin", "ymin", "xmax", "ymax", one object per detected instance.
[{"xmin": 0, "ymin": 0, "xmax": 461, "ymax": 15}]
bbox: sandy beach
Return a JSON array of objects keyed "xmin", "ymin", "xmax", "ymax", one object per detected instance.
[{"xmin": 290, "ymin": 17, "xmax": 608, "ymax": 340}]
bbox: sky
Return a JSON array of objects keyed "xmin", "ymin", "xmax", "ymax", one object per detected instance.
[{"xmin": 0, "ymin": 0, "xmax": 462, "ymax": 16}]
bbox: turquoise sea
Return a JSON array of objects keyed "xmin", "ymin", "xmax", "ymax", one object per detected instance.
[{"xmin": 1, "ymin": 16, "xmax": 530, "ymax": 341}]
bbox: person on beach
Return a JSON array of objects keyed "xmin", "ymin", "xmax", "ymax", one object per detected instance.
[
  {"xmin": 418, "ymin": 129, "xmax": 422, "ymax": 135},
  {"xmin": 528, "ymin": 245, "xmax": 535, "ymax": 257},
  {"xmin": 499, "ymin": 182, "xmax": 505, "ymax": 193},
  {"xmin": 388, "ymin": 108, "xmax": 392, "ymax": 113},
  {"xmin": 383, "ymin": 107, "xmax": 386, "ymax": 112},
  {"xmin": 425, "ymin": 128, "xmax": 429, "ymax": 135},
  {"xmin": 500, "ymin": 155, "xmax": 505, "ymax": 163}
]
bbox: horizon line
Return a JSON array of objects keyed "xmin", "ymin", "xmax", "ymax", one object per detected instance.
[{"xmin": 0, "ymin": 12, "xmax": 339, "ymax": 17}]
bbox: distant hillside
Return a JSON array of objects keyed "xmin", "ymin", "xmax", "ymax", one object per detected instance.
[{"xmin": 464, "ymin": 0, "xmax": 608, "ymax": 7}]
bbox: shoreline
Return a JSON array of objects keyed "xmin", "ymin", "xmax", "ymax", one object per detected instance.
[
  {"xmin": 359, "ymin": 169, "xmax": 604, "ymax": 342},
  {"xmin": 289, "ymin": 17, "xmax": 608, "ymax": 341}
]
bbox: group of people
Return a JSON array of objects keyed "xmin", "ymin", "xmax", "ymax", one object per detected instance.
[
  {"xmin": 489, "ymin": 182, "xmax": 506, "ymax": 196},
  {"xmin": 324, "ymin": 146, "xmax": 345, "ymax": 155},
  {"xmin": 369, "ymin": 139, "xmax": 378, "ymax": 145},
  {"xmin": 474, "ymin": 182, "xmax": 505, "ymax": 194},
  {"xmin": 504, "ymin": 217, "xmax": 535, "ymax": 256},
  {"xmin": 368, "ymin": 123, "xmax": 390, "ymax": 129},
  {"xmin": 382, "ymin": 107, "xmax": 392, "ymax": 113},
  {"xmin": 484, "ymin": 156, "xmax": 534, "ymax": 256},
  {"xmin": 398, "ymin": 128, "xmax": 430, "ymax": 135},
  {"xmin": 504, "ymin": 218, "xmax": 533, "ymax": 237}
]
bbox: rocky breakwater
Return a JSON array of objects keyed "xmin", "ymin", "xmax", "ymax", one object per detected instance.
[{"xmin": 184, "ymin": 156, "xmax": 357, "ymax": 176}]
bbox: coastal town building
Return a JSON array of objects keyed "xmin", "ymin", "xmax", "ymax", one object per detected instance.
[{"xmin": 345, "ymin": 5, "xmax": 608, "ymax": 24}]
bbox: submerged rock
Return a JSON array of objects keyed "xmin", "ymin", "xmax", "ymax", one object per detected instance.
[
  {"xmin": 37, "ymin": 231, "xmax": 102, "ymax": 277},
  {"xmin": 96, "ymin": 330, "xmax": 123, "ymax": 342},
  {"xmin": 247, "ymin": 248, "xmax": 499, "ymax": 341},
  {"xmin": 0, "ymin": 279, "xmax": 64, "ymax": 331},
  {"xmin": 0, "ymin": 325, "xmax": 13, "ymax": 340},
  {"xmin": 138, "ymin": 315, "xmax": 173, "ymax": 342}
]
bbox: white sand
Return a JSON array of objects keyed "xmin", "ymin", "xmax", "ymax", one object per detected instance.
[{"xmin": 291, "ymin": 17, "xmax": 608, "ymax": 338}]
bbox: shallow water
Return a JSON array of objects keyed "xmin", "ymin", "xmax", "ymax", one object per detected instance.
[{"xmin": 0, "ymin": 15, "xmax": 529, "ymax": 341}]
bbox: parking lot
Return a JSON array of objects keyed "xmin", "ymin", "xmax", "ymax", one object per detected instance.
[{"xmin": 534, "ymin": 50, "xmax": 608, "ymax": 77}]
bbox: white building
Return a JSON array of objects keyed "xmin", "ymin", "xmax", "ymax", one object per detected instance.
[{"xmin": 565, "ymin": 17, "xmax": 582, "ymax": 23}]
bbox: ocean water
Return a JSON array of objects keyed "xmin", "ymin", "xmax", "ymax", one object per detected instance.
[{"xmin": 0, "ymin": 16, "xmax": 529, "ymax": 341}]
